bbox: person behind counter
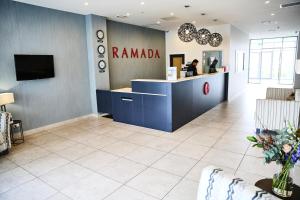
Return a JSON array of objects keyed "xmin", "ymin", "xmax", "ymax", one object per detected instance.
[
  {"xmin": 186, "ymin": 59, "xmax": 199, "ymax": 76},
  {"xmin": 209, "ymin": 59, "xmax": 218, "ymax": 73}
]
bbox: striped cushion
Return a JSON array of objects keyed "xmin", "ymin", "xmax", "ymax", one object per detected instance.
[
  {"xmin": 266, "ymin": 88, "xmax": 294, "ymax": 100},
  {"xmin": 255, "ymin": 99, "xmax": 300, "ymax": 129},
  {"xmin": 197, "ymin": 166, "xmax": 280, "ymax": 200}
]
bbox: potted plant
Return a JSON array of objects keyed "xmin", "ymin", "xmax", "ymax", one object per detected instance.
[{"xmin": 247, "ymin": 123, "xmax": 300, "ymax": 197}]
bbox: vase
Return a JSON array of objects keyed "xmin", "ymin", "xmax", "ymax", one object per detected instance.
[{"xmin": 272, "ymin": 166, "xmax": 294, "ymax": 197}]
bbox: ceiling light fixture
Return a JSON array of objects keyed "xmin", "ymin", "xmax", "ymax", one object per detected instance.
[
  {"xmin": 213, "ymin": 19, "xmax": 218, "ymax": 22},
  {"xmin": 271, "ymin": 13, "xmax": 275, "ymax": 16},
  {"xmin": 126, "ymin": 12, "xmax": 130, "ymax": 16},
  {"xmin": 140, "ymin": 1, "xmax": 145, "ymax": 5},
  {"xmin": 156, "ymin": 21, "xmax": 161, "ymax": 24},
  {"xmin": 170, "ymin": 12, "xmax": 174, "ymax": 16},
  {"xmin": 201, "ymin": 13, "xmax": 206, "ymax": 16},
  {"xmin": 265, "ymin": 0, "xmax": 270, "ymax": 4},
  {"xmin": 184, "ymin": 5, "xmax": 191, "ymax": 8},
  {"xmin": 84, "ymin": 2, "xmax": 89, "ymax": 6}
]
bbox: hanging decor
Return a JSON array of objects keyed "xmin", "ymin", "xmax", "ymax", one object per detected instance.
[
  {"xmin": 208, "ymin": 33, "xmax": 223, "ymax": 47},
  {"xmin": 195, "ymin": 28, "xmax": 211, "ymax": 45},
  {"xmin": 177, "ymin": 23, "xmax": 197, "ymax": 42}
]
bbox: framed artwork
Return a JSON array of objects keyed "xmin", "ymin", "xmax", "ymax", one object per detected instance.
[{"xmin": 235, "ymin": 51, "xmax": 245, "ymax": 73}]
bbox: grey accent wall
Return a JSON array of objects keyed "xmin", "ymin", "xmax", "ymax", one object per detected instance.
[
  {"xmin": 0, "ymin": 0, "xmax": 92, "ymax": 130},
  {"xmin": 86, "ymin": 15, "xmax": 110, "ymax": 113},
  {"xmin": 107, "ymin": 20, "xmax": 166, "ymax": 89}
]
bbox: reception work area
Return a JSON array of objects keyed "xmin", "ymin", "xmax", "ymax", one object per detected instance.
[
  {"xmin": 1, "ymin": 0, "xmax": 300, "ymax": 200},
  {"xmin": 98, "ymin": 72, "xmax": 228, "ymax": 132}
]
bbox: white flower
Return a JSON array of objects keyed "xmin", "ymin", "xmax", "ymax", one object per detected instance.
[{"xmin": 282, "ymin": 144, "xmax": 292, "ymax": 153}]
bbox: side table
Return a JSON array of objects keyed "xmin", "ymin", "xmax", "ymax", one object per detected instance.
[
  {"xmin": 255, "ymin": 179, "xmax": 300, "ymax": 200},
  {"xmin": 10, "ymin": 120, "xmax": 24, "ymax": 145}
]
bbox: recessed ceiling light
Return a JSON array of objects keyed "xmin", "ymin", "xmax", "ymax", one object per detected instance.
[
  {"xmin": 271, "ymin": 13, "xmax": 275, "ymax": 16},
  {"xmin": 201, "ymin": 13, "xmax": 206, "ymax": 16},
  {"xmin": 84, "ymin": 2, "xmax": 89, "ymax": 6},
  {"xmin": 140, "ymin": 1, "xmax": 145, "ymax": 5},
  {"xmin": 170, "ymin": 12, "xmax": 174, "ymax": 16},
  {"xmin": 192, "ymin": 21, "xmax": 196, "ymax": 24},
  {"xmin": 184, "ymin": 5, "xmax": 191, "ymax": 8},
  {"xmin": 265, "ymin": 0, "xmax": 270, "ymax": 4},
  {"xmin": 156, "ymin": 21, "xmax": 161, "ymax": 24},
  {"xmin": 126, "ymin": 12, "xmax": 130, "ymax": 16}
]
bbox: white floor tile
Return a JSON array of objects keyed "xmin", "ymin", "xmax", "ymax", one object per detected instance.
[
  {"xmin": 0, "ymin": 167, "xmax": 35, "ymax": 194},
  {"xmin": 163, "ymin": 179, "xmax": 198, "ymax": 200},
  {"xmin": 98, "ymin": 158, "xmax": 146, "ymax": 183},
  {"xmin": 126, "ymin": 168, "xmax": 181, "ymax": 199},
  {"xmin": 61, "ymin": 173, "xmax": 121, "ymax": 200},
  {"xmin": 0, "ymin": 179, "xmax": 56, "ymax": 200},
  {"xmin": 105, "ymin": 186, "xmax": 158, "ymax": 200},
  {"xmin": 40, "ymin": 163, "xmax": 93, "ymax": 190},
  {"xmin": 124, "ymin": 146, "xmax": 166, "ymax": 166},
  {"xmin": 152, "ymin": 154, "xmax": 197, "ymax": 176},
  {"xmin": 75, "ymin": 150, "xmax": 119, "ymax": 171},
  {"xmin": 22, "ymin": 154, "xmax": 70, "ymax": 176}
]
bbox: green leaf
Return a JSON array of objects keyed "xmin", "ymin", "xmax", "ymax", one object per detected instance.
[
  {"xmin": 247, "ymin": 136, "xmax": 257, "ymax": 142},
  {"xmin": 253, "ymin": 143, "xmax": 263, "ymax": 148}
]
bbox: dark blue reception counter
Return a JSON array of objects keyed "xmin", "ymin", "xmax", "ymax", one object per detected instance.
[{"xmin": 97, "ymin": 72, "xmax": 229, "ymax": 132}]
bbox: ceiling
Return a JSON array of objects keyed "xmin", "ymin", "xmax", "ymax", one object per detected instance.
[{"xmin": 14, "ymin": 0, "xmax": 300, "ymax": 36}]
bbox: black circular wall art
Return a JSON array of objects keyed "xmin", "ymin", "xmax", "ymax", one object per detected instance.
[
  {"xmin": 96, "ymin": 30, "xmax": 104, "ymax": 40},
  {"xmin": 98, "ymin": 60, "xmax": 106, "ymax": 72},
  {"xmin": 178, "ymin": 23, "xmax": 197, "ymax": 42},
  {"xmin": 97, "ymin": 45, "xmax": 105, "ymax": 54},
  {"xmin": 195, "ymin": 28, "xmax": 211, "ymax": 45},
  {"xmin": 208, "ymin": 33, "xmax": 223, "ymax": 47}
]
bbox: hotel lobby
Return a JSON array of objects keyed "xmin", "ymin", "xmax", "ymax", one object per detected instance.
[{"xmin": 1, "ymin": 0, "xmax": 300, "ymax": 200}]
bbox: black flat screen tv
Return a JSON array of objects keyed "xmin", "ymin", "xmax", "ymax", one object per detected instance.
[{"xmin": 14, "ymin": 54, "xmax": 55, "ymax": 81}]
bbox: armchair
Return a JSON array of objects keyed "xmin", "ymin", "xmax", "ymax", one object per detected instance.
[
  {"xmin": 255, "ymin": 88, "xmax": 300, "ymax": 130},
  {"xmin": 0, "ymin": 112, "xmax": 12, "ymax": 155}
]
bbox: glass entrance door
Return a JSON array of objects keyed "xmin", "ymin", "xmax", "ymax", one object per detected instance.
[{"xmin": 248, "ymin": 37, "xmax": 297, "ymax": 85}]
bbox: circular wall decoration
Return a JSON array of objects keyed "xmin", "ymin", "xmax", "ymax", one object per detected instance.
[
  {"xmin": 208, "ymin": 33, "xmax": 223, "ymax": 47},
  {"xmin": 195, "ymin": 28, "xmax": 211, "ymax": 45},
  {"xmin": 96, "ymin": 30, "xmax": 104, "ymax": 40},
  {"xmin": 98, "ymin": 60, "xmax": 106, "ymax": 72},
  {"xmin": 178, "ymin": 23, "xmax": 197, "ymax": 42},
  {"xmin": 203, "ymin": 82, "xmax": 210, "ymax": 95},
  {"xmin": 97, "ymin": 45, "xmax": 105, "ymax": 54}
]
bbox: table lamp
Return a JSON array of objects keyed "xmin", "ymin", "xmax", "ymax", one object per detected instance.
[{"xmin": 0, "ymin": 93, "xmax": 15, "ymax": 112}]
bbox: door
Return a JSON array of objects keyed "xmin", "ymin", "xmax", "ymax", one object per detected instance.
[{"xmin": 170, "ymin": 54, "xmax": 185, "ymax": 78}]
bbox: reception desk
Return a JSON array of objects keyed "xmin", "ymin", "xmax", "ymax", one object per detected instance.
[{"xmin": 97, "ymin": 72, "xmax": 229, "ymax": 132}]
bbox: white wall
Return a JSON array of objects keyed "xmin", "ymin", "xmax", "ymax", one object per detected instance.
[
  {"xmin": 228, "ymin": 25, "xmax": 250, "ymax": 100},
  {"xmin": 165, "ymin": 24, "xmax": 249, "ymax": 100},
  {"xmin": 165, "ymin": 24, "xmax": 231, "ymax": 74}
]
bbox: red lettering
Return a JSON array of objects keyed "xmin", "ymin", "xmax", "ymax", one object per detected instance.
[
  {"xmin": 148, "ymin": 49, "xmax": 153, "ymax": 58},
  {"xmin": 154, "ymin": 50, "xmax": 160, "ymax": 58},
  {"xmin": 112, "ymin": 47, "xmax": 119, "ymax": 58},
  {"xmin": 141, "ymin": 48, "xmax": 146, "ymax": 58},
  {"xmin": 121, "ymin": 48, "xmax": 128, "ymax": 58},
  {"xmin": 131, "ymin": 48, "xmax": 139, "ymax": 58}
]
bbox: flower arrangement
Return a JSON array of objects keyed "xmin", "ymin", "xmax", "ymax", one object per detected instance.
[{"xmin": 247, "ymin": 123, "xmax": 300, "ymax": 197}]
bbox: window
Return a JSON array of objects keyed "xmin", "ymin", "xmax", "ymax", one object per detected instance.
[{"xmin": 248, "ymin": 36, "xmax": 298, "ymax": 85}]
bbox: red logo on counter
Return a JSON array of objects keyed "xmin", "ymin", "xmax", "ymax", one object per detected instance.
[
  {"xmin": 112, "ymin": 47, "xmax": 160, "ymax": 59},
  {"xmin": 203, "ymin": 82, "xmax": 210, "ymax": 95}
]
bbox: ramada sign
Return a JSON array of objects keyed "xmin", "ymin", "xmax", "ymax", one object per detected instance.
[{"xmin": 112, "ymin": 47, "xmax": 160, "ymax": 59}]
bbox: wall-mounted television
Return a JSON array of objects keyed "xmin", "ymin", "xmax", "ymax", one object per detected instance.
[{"xmin": 14, "ymin": 54, "xmax": 55, "ymax": 81}]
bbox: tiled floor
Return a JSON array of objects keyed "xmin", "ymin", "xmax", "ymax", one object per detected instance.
[{"xmin": 1, "ymin": 85, "xmax": 299, "ymax": 200}]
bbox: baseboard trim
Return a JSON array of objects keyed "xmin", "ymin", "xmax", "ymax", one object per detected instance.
[{"xmin": 24, "ymin": 113, "xmax": 98, "ymax": 136}]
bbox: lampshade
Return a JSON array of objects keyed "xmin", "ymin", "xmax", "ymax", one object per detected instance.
[{"xmin": 0, "ymin": 93, "xmax": 15, "ymax": 106}]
